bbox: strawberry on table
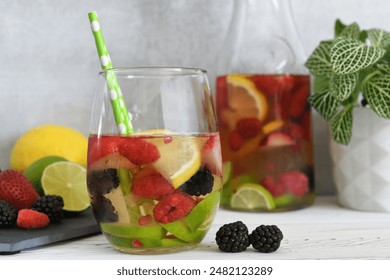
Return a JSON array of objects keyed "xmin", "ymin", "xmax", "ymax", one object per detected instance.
[{"xmin": 0, "ymin": 170, "xmax": 39, "ymax": 210}]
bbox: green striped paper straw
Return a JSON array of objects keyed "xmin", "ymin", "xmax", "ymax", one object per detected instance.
[{"xmin": 88, "ymin": 11, "xmax": 134, "ymax": 134}]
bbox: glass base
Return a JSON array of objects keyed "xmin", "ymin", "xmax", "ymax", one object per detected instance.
[{"xmin": 111, "ymin": 243, "xmax": 199, "ymax": 255}]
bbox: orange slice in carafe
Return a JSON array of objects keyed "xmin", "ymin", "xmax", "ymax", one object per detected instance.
[{"xmin": 220, "ymin": 75, "xmax": 268, "ymax": 130}]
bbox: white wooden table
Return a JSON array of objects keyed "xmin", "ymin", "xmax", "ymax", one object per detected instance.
[{"xmin": 3, "ymin": 196, "xmax": 390, "ymax": 260}]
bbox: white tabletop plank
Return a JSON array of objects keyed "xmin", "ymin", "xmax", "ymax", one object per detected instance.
[{"xmin": 3, "ymin": 196, "xmax": 390, "ymax": 260}]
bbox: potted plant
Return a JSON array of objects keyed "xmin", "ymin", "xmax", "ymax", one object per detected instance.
[{"xmin": 305, "ymin": 19, "xmax": 390, "ymax": 212}]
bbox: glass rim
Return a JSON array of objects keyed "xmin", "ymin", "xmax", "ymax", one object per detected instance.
[{"xmin": 99, "ymin": 66, "xmax": 207, "ymax": 77}]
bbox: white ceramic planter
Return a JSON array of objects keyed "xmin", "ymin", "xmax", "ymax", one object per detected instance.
[{"xmin": 329, "ymin": 107, "xmax": 390, "ymax": 212}]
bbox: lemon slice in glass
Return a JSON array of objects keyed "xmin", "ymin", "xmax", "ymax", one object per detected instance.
[
  {"xmin": 230, "ymin": 183, "xmax": 275, "ymax": 210},
  {"xmin": 152, "ymin": 136, "xmax": 201, "ymax": 188},
  {"xmin": 41, "ymin": 161, "xmax": 90, "ymax": 212}
]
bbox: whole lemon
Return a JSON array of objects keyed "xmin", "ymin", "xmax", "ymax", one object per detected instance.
[{"xmin": 10, "ymin": 125, "xmax": 88, "ymax": 171}]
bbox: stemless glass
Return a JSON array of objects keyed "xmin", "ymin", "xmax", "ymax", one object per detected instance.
[{"xmin": 87, "ymin": 67, "xmax": 222, "ymax": 254}]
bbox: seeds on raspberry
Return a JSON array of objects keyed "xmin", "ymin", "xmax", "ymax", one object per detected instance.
[{"xmin": 153, "ymin": 193, "xmax": 196, "ymax": 224}]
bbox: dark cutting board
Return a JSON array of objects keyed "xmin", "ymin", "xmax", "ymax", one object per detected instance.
[{"xmin": 0, "ymin": 208, "xmax": 101, "ymax": 254}]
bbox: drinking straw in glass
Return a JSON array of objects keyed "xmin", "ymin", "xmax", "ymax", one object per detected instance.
[{"xmin": 88, "ymin": 11, "xmax": 134, "ymax": 135}]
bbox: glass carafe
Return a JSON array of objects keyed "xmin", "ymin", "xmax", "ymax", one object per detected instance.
[{"xmin": 216, "ymin": 0, "xmax": 315, "ymax": 212}]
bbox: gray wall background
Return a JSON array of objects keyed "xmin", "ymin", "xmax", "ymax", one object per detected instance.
[{"xmin": 1, "ymin": 0, "xmax": 389, "ymax": 195}]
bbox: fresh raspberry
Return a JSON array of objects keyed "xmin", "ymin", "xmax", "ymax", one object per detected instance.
[
  {"xmin": 153, "ymin": 193, "xmax": 196, "ymax": 224},
  {"xmin": 17, "ymin": 209, "xmax": 50, "ymax": 229},
  {"xmin": 236, "ymin": 118, "xmax": 262, "ymax": 139},
  {"xmin": 119, "ymin": 138, "xmax": 160, "ymax": 166},
  {"xmin": 279, "ymin": 171, "xmax": 309, "ymax": 196},
  {"xmin": 228, "ymin": 130, "xmax": 243, "ymax": 151},
  {"xmin": 202, "ymin": 134, "xmax": 218, "ymax": 154},
  {"xmin": 201, "ymin": 134, "xmax": 222, "ymax": 176},
  {"xmin": 88, "ymin": 135, "xmax": 121, "ymax": 165},
  {"xmin": 132, "ymin": 170, "xmax": 174, "ymax": 199},
  {"xmin": 0, "ymin": 170, "xmax": 40, "ymax": 210},
  {"xmin": 261, "ymin": 176, "xmax": 284, "ymax": 197}
]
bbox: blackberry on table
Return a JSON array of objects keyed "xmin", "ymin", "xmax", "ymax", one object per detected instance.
[
  {"xmin": 32, "ymin": 195, "xmax": 64, "ymax": 223},
  {"xmin": 249, "ymin": 225, "xmax": 283, "ymax": 253},
  {"xmin": 91, "ymin": 196, "xmax": 118, "ymax": 223},
  {"xmin": 0, "ymin": 200, "xmax": 18, "ymax": 227},
  {"xmin": 87, "ymin": 168, "xmax": 120, "ymax": 196},
  {"xmin": 179, "ymin": 166, "xmax": 214, "ymax": 196},
  {"xmin": 215, "ymin": 221, "xmax": 250, "ymax": 252}
]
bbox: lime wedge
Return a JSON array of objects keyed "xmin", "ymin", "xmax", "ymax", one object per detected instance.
[
  {"xmin": 41, "ymin": 161, "xmax": 90, "ymax": 212},
  {"xmin": 222, "ymin": 161, "xmax": 233, "ymax": 186},
  {"xmin": 230, "ymin": 183, "xmax": 275, "ymax": 210},
  {"xmin": 23, "ymin": 156, "xmax": 67, "ymax": 195},
  {"xmin": 100, "ymin": 223, "xmax": 166, "ymax": 239}
]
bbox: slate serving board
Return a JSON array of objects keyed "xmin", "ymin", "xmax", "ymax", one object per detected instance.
[{"xmin": 0, "ymin": 208, "xmax": 101, "ymax": 254}]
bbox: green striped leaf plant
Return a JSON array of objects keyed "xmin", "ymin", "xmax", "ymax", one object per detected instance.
[{"xmin": 305, "ymin": 19, "xmax": 390, "ymax": 145}]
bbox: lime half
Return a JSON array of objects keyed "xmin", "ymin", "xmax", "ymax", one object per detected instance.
[
  {"xmin": 41, "ymin": 161, "xmax": 90, "ymax": 212},
  {"xmin": 23, "ymin": 156, "xmax": 67, "ymax": 195},
  {"xmin": 230, "ymin": 183, "xmax": 275, "ymax": 210}
]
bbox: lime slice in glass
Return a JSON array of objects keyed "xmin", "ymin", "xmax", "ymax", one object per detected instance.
[
  {"xmin": 222, "ymin": 161, "xmax": 233, "ymax": 186},
  {"xmin": 41, "ymin": 161, "xmax": 90, "ymax": 212},
  {"xmin": 230, "ymin": 183, "xmax": 275, "ymax": 210}
]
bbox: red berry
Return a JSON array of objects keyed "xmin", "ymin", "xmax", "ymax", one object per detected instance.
[
  {"xmin": 279, "ymin": 171, "xmax": 309, "ymax": 196},
  {"xmin": 132, "ymin": 240, "xmax": 143, "ymax": 248},
  {"xmin": 153, "ymin": 193, "xmax": 196, "ymax": 224},
  {"xmin": 228, "ymin": 130, "xmax": 243, "ymax": 151},
  {"xmin": 17, "ymin": 209, "xmax": 50, "ymax": 229},
  {"xmin": 289, "ymin": 85, "xmax": 310, "ymax": 117},
  {"xmin": 0, "ymin": 170, "xmax": 40, "ymax": 210},
  {"xmin": 88, "ymin": 135, "xmax": 121, "ymax": 165},
  {"xmin": 261, "ymin": 176, "xmax": 284, "ymax": 197},
  {"xmin": 132, "ymin": 170, "xmax": 174, "ymax": 200},
  {"xmin": 284, "ymin": 123, "xmax": 305, "ymax": 139},
  {"xmin": 252, "ymin": 75, "xmax": 281, "ymax": 96},
  {"xmin": 201, "ymin": 134, "xmax": 222, "ymax": 176},
  {"xmin": 119, "ymin": 138, "xmax": 160, "ymax": 166},
  {"xmin": 216, "ymin": 76, "xmax": 229, "ymax": 111},
  {"xmin": 202, "ymin": 134, "xmax": 217, "ymax": 154},
  {"xmin": 138, "ymin": 215, "xmax": 153, "ymax": 226},
  {"xmin": 236, "ymin": 118, "xmax": 262, "ymax": 139}
]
